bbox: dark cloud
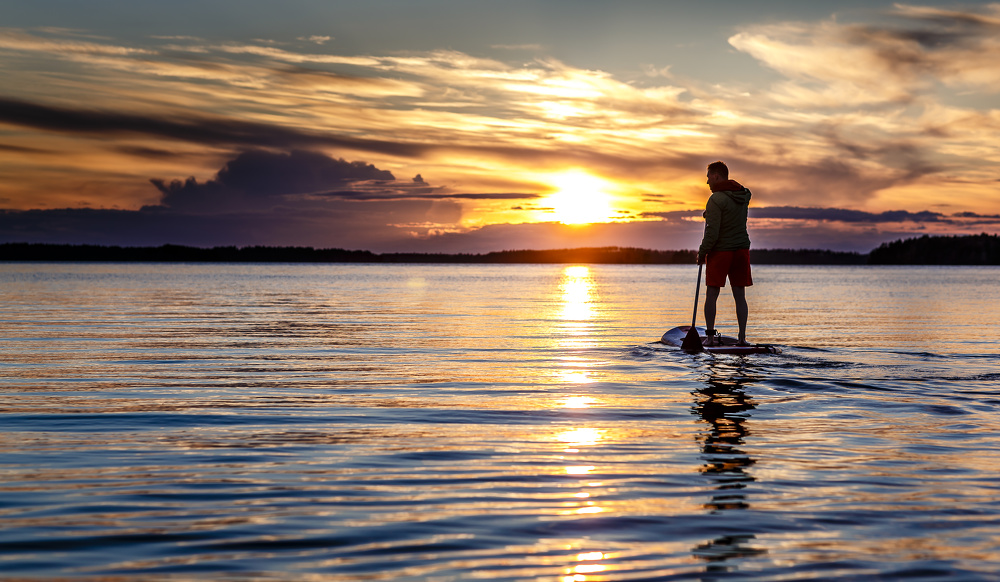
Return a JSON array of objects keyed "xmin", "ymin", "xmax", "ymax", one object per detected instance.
[
  {"xmin": 150, "ymin": 149, "xmax": 398, "ymax": 212},
  {"xmin": 150, "ymin": 176, "xmax": 240, "ymax": 213},
  {"xmin": 148, "ymin": 150, "xmax": 543, "ymax": 215},
  {"xmin": 950, "ymin": 211, "xmax": 1000, "ymax": 226},
  {"xmin": 953, "ymin": 211, "xmax": 1000, "ymax": 219},
  {"xmin": 441, "ymin": 193, "xmax": 539, "ymax": 200},
  {"xmin": 0, "ymin": 97, "xmax": 427, "ymax": 158},
  {"xmin": 115, "ymin": 145, "xmax": 193, "ymax": 159},
  {"xmin": 639, "ymin": 210, "xmax": 702, "ymax": 220},
  {"xmin": 710, "ymin": 127, "xmax": 940, "ymax": 206},
  {"xmin": 894, "ymin": 5, "xmax": 1000, "ymax": 32},
  {"xmin": 0, "ymin": 150, "xmax": 474, "ymax": 249},
  {"xmin": 0, "ymin": 143, "xmax": 49, "ymax": 154},
  {"xmin": 644, "ymin": 206, "xmax": 976, "ymax": 225},
  {"xmin": 815, "ymin": 126, "xmax": 940, "ymax": 182},
  {"xmin": 316, "ymin": 191, "xmax": 535, "ymax": 201},
  {"xmin": 214, "ymin": 150, "xmax": 394, "ymax": 197},
  {"xmin": 748, "ymin": 206, "xmax": 948, "ymax": 223}
]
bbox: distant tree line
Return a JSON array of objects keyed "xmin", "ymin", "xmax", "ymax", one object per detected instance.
[
  {"xmin": 749, "ymin": 249, "xmax": 867, "ymax": 265},
  {"xmin": 0, "ymin": 243, "xmax": 695, "ymax": 264},
  {"xmin": 0, "ymin": 243, "xmax": 856, "ymax": 264},
  {"xmin": 0, "ymin": 234, "xmax": 996, "ymax": 264},
  {"xmin": 0, "ymin": 243, "xmax": 381, "ymax": 263},
  {"xmin": 868, "ymin": 233, "xmax": 1000, "ymax": 265}
]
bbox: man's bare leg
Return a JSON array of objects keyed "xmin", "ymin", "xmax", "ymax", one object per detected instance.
[
  {"xmin": 732, "ymin": 285, "xmax": 748, "ymax": 344},
  {"xmin": 704, "ymin": 285, "xmax": 721, "ymax": 342}
]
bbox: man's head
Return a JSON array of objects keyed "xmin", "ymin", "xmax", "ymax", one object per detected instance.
[{"xmin": 706, "ymin": 161, "xmax": 728, "ymax": 189}]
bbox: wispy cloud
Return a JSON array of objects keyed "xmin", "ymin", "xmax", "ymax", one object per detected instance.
[
  {"xmin": 729, "ymin": 3, "xmax": 1000, "ymax": 105},
  {"xmin": 0, "ymin": 97, "xmax": 429, "ymax": 156},
  {"xmin": 298, "ymin": 35, "xmax": 332, "ymax": 45}
]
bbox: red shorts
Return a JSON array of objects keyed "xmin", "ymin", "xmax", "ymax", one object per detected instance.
[{"xmin": 706, "ymin": 249, "xmax": 753, "ymax": 287}]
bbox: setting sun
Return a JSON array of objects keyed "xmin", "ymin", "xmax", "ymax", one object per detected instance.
[{"xmin": 544, "ymin": 170, "xmax": 616, "ymax": 225}]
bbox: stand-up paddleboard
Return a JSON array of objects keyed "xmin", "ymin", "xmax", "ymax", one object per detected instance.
[{"xmin": 661, "ymin": 326, "xmax": 781, "ymax": 355}]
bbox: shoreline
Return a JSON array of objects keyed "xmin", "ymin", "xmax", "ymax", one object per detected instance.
[{"xmin": 1, "ymin": 233, "xmax": 997, "ymax": 265}]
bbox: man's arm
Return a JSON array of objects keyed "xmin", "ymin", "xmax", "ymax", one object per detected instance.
[{"xmin": 697, "ymin": 198, "xmax": 721, "ymax": 263}]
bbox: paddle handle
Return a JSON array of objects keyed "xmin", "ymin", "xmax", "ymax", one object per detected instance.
[{"xmin": 691, "ymin": 262, "xmax": 702, "ymax": 328}]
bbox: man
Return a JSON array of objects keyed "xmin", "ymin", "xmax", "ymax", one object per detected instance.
[{"xmin": 697, "ymin": 161, "xmax": 752, "ymax": 346}]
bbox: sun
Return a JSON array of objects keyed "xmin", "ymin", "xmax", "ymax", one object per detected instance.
[{"xmin": 543, "ymin": 170, "xmax": 616, "ymax": 225}]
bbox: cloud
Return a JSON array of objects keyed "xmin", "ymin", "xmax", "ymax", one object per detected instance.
[
  {"xmin": 148, "ymin": 149, "xmax": 462, "ymax": 212},
  {"xmin": 207, "ymin": 150, "xmax": 393, "ymax": 197},
  {"xmin": 748, "ymin": 206, "xmax": 947, "ymax": 223},
  {"xmin": 0, "ymin": 149, "xmax": 471, "ymax": 248},
  {"xmin": 954, "ymin": 211, "xmax": 1000, "ymax": 219},
  {"xmin": 148, "ymin": 150, "xmax": 541, "ymax": 206},
  {"xmin": 318, "ymin": 191, "xmax": 541, "ymax": 201},
  {"xmin": 437, "ymin": 192, "xmax": 540, "ymax": 200},
  {"xmin": 705, "ymin": 5, "xmax": 1000, "ymax": 208},
  {"xmin": 0, "ymin": 97, "xmax": 427, "ymax": 157},
  {"xmin": 0, "ymin": 28, "xmax": 154, "ymax": 57},
  {"xmin": 645, "ymin": 205, "xmax": 1000, "ymax": 226},
  {"xmin": 728, "ymin": 3, "xmax": 1000, "ymax": 107},
  {"xmin": 298, "ymin": 35, "xmax": 332, "ymax": 45}
]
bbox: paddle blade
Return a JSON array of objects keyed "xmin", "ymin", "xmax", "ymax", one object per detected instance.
[{"xmin": 680, "ymin": 325, "xmax": 704, "ymax": 353}]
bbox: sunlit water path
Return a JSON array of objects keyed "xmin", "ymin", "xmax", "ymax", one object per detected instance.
[{"xmin": 1, "ymin": 263, "xmax": 999, "ymax": 580}]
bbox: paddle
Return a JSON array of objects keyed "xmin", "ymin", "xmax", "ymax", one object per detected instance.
[{"xmin": 680, "ymin": 263, "xmax": 705, "ymax": 353}]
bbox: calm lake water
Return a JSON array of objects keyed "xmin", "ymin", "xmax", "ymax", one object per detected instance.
[{"xmin": 1, "ymin": 263, "xmax": 999, "ymax": 581}]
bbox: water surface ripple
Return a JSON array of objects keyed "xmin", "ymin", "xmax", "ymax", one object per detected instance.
[{"xmin": 2, "ymin": 263, "xmax": 1000, "ymax": 580}]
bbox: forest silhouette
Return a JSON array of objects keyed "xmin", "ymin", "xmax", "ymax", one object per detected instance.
[{"xmin": 1, "ymin": 234, "xmax": 997, "ymax": 265}]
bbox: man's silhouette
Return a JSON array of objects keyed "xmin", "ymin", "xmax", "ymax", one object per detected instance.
[{"xmin": 697, "ymin": 161, "xmax": 752, "ymax": 346}]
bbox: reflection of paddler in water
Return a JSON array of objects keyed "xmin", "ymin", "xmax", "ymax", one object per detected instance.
[{"xmin": 691, "ymin": 365, "xmax": 766, "ymax": 574}]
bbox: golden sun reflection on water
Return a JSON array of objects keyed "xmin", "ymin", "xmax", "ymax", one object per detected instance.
[
  {"xmin": 557, "ymin": 427, "xmax": 604, "ymax": 447},
  {"xmin": 550, "ymin": 266, "xmax": 615, "ymax": 531},
  {"xmin": 557, "ymin": 368, "xmax": 595, "ymax": 384},
  {"xmin": 555, "ymin": 425, "xmax": 608, "ymax": 517},
  {"xmin": 563, "ymin": 396, "xmax": 597, "ymax": 408},
  {"xmin": 552, "ymin": 266, "xmax": 599, "ymax": 379},
  {"xmin": 560, "ymin": 266, "xmax": 595, "ymax": 322},
  {"xmin": 562, "ymin": 551, "xmax": 610, "ymax": 582}
]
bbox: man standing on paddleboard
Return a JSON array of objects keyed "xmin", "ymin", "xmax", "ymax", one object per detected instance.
[{"xmin": 697, "ymin": 161, "xmax": 752, "ymax": 346}]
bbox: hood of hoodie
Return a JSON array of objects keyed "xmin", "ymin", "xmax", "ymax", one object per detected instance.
[{"xmin": 710, "ymin": 179, "xmax": 750, "ymax": 206}]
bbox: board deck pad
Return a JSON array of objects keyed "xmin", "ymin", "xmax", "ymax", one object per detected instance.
[{"xmin": 661, "ymin": 326, "xmax": 781, "ymax": 355}]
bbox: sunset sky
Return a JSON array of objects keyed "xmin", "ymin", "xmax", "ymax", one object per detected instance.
[{"xmin": 1, "ymin": 0, "xmax": 998, "ymax": 252}]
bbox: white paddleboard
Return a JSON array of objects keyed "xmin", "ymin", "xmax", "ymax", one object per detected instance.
[{"xmin": 661, "ymin": 326, "xmax": 781, "ymax": 355}]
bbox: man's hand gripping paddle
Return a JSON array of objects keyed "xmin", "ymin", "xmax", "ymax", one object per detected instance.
[{"xmin": 680, "ymin": 262, "xmax": 705, "ymax": 353}]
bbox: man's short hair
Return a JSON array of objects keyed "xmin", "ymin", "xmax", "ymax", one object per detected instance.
[{"xmin": 707, "ymin": 161, "xmax": 729, "ymax": 179}]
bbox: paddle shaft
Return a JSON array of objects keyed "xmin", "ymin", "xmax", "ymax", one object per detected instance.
[{"xmin": 690, "ymin": 262, "xmax": 702, "ymax": 328}]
